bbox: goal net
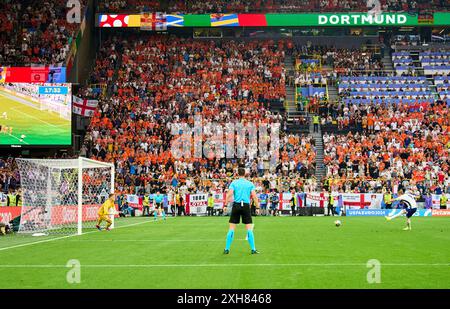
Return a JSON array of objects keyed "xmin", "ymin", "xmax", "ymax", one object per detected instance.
[
  {"xmin": 16, "ymin": 157, "xmax": 115, "ymax": 235},
  {"xmin": 39, "ymin": 97, "xmax": 72, "ymax": 121}
]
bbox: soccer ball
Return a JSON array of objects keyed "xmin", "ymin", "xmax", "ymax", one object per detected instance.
[{"xmin": 334, "ymin": 220, "xmax": 342, "ymax": 227}]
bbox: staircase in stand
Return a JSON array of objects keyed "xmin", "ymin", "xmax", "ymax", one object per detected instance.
[
  {"xmin": 309, "ymin": 115, "xmax": 325, "ymax": 187},
  {"xmin": 284, "ymin": 54, "xmax": 309, "ymax": 134}
]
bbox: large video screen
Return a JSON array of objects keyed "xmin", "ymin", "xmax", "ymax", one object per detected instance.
[{"xmin": 0, "ymin": 83, "xmax": 72, "ymax": 146}]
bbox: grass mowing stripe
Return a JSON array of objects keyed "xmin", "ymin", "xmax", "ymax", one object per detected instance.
[
  {"xmin": 11, "ymin": 107, "xmax": 60, "ymax": 128},
  {"xmin": 1, "ymin": 217, "xmax": 449, "ymax": 288},
  {"xmin": 0, "ymin": 234, "xmax": 78, "ymax": 252},
  {"xmin": 66, "ymin": 239, "xmax": 243, "ymax": 242}
]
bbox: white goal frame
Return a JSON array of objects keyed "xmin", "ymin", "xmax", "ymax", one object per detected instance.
[
  {"xmin": 16, "ymin": 157, "xmax": 115, "ymax": 235},
  {"xmin": 76, "ymin": 157, "xmax": 115, "ymax": 235}
]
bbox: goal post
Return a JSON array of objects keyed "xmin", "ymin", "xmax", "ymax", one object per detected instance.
[{"xmin": 16, "ymin": 157, "xmax": 115, "ymax": 235}]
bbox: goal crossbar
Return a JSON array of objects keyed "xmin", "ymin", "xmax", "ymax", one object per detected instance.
[{"xmin": 17, "ymin": 158, "xmax": 114, "ymax": 170}]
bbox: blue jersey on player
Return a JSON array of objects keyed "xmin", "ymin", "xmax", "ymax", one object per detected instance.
[
  {"xmin": 154, "ymin": 194, "xmax": 164, "ymax": 204},
  {"xmin": 259, "ymin": 193, "xmax": 268, "ymax": 208},
  {"xmin": 229, "ymin": 178, "xmax": 255, "ymax": 204}
]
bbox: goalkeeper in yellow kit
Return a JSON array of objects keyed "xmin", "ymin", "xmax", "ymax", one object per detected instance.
[{"xmin": 96, "ymin": 193, "xmax": 116, "ymax": 231}]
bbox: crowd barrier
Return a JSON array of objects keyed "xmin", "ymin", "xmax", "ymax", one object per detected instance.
[
  {"xmin": 0, "ymin": 207, "xmax": 21, "ymax": 224},
  {"xmin": 0, "ymin": 204, "xmax": 121, "ymax": 225},
  {"xmin": 346, "ymin": 209, "xmax": 432, "ymax": 217},
  {"xmin": 122, "ymin": 192, "xmax": 450, "ymax": 217},
  {"xmin": 2, "ymin": 191, "xmax": 448, "ymax": 223}
]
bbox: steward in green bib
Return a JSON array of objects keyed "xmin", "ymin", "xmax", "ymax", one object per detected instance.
[
  {"xmin": 7, "ymin": 192, "xmax": 16, "ymax": 207},
  {"xmin": 327, "ymin": 193, "xmax": 335, "ymax": 216},
  {"xmin": 313, "ymin": 115, "xmax": 320, "ymax": 133},
  {"xmin": 440, "ymin": 195, "xmax": 448, "ymax": 209},
  {"xmin": 384, "ymin": 191, "xmax": 392, "ymax": 209},
  {"xmin": 207, "ymin": 194, "xmax": 214, "ymax": 216},
  {"xmin": 142, "ymin": 194, "xmax": 150, "ymax": 216}
]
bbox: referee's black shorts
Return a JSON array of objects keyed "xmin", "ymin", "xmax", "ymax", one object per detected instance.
[{"xmin": 229, "ymin": 202, "xmax": 252, "ymax": 224}]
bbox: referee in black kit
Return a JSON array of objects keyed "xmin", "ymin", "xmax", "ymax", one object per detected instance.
[{"xmin": 223, "ymin": 167, "xmax": 260, "ymax": 254}]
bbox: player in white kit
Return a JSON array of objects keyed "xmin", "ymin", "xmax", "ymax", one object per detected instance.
[{"xmin": 385, "ymin": 187, "xmax": 420, "ymax": 231}]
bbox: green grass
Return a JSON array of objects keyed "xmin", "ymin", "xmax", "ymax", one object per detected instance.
[
  {"xmin": 0, "ymin": 89, "xmax": 71, "ymax": 145},
  {"xmin": 0, "ymin": 216, "xmax": 449, "ymax": 289}
]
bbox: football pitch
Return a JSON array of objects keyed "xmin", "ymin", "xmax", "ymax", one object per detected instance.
[
  {"xmin": 0, "ymin": 216, "xmax": 449, "ymax": 289},
  {"xmin": 0, "ymin": 89, "xmax": 71, "ymax": 145}
]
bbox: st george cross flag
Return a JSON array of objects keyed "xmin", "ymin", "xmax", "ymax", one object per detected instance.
[
  {"xmin": 140, "ymin": 12, "xmax": 167, "ymax": 31},
  {"xmin": 72, "ymin": 96, "xmax": 98, "ymax": 117}
]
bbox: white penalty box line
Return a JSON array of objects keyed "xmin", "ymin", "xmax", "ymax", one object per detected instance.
[{"xmin": 66, "ymin": 239, "xmax": 248, "ymax": 242}]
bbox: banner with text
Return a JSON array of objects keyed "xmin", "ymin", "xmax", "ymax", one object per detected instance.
[
  {"xmin": 16, "ymin": 204, "xmax": 115, "ymax": 228},
  {"xmin": 0, "ymin": 206, "xmax": 22, "ymax": 224},
  {"xmin": 0, "ymin": 67, "xmax": 66, "ymax": 83},
  {"xmin": 187, "ymin": 193, "xmax": 208, "ymax": 215},
  {"xmin": 305, "ymin": 192, "xmax": 383, "ymax": 208},
  {"xmin": 347, "ymin": 209, "xmax": 432, "ymax": 217},
  {"xmin": 431, "ymin": 209, "xmax": 450, "ymax": 217},
  {"xmin": 299, "ymin": 86, "xmax": 326, "ymax": 98},
  {"xmin": 96, "ymin": 12, "xmax": 450, "ymax": 28}
]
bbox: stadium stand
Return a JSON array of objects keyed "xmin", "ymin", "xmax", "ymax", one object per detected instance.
[
  {"xmin": 420, "ymin": 50, "xmax": 450, "ymax": 75},
  {"xmin": 392, "ymin": 51, "xmax": 417, "ymax": 75},
  {"xmin": 319, "ymin": 40, "xmax": 450, "ymax": 193},
  {"xmin": 322, "ymin": 100, "xmax": 449, "ymax": 192},
  {"xmin": 338, "ymin": 76, "xmax": 434, "ymax": 105},
  {"xmin": 0, "ymin": 0, "xmax": 86, "ymax": 66},
  {"xmin": 435, "ymin": 75, "xmax": 450, "ymax": 106},
  {"xmin": 0, "ymin": 157, "xmax": 20, "ymax": 193},
  {"xmin": 80, "ymin": 35, "xmax": 316, "ymax": 194},
  {"xmin": 0, "ymin": 1, "xmax": 21, "ymax": 66}
]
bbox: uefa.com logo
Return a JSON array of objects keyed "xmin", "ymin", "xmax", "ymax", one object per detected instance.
[{"xmin": 170, "ymin": 116, "xmax": 280, "ymax": 165}]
